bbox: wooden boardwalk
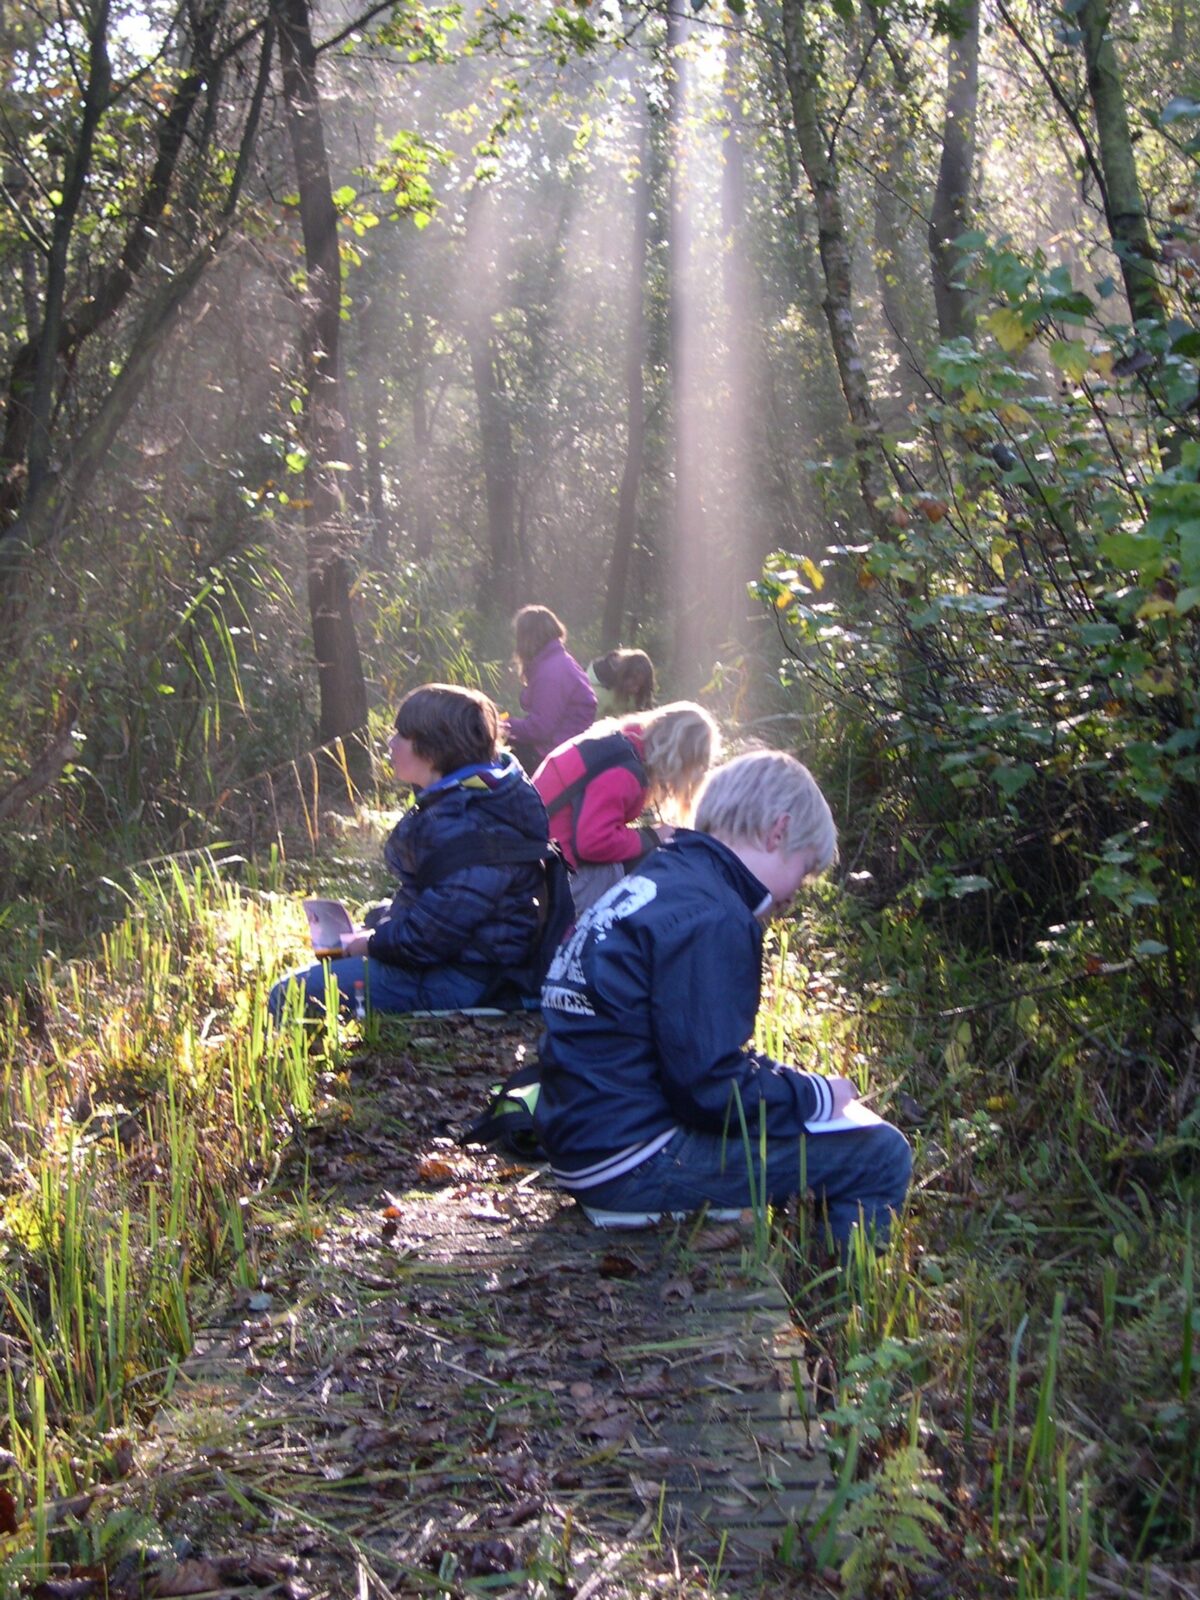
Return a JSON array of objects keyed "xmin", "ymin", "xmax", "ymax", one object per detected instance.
[{"xmin": 153, "ymin": 1024, "xmax": 836, "ymax": 1596}]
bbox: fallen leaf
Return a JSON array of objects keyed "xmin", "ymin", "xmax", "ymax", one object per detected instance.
[
  {"xmin": 417, "ymin": 1155, "xmax": 459, "ymax": 1184},
  {"xmin": 147, "ymin": 1564, "xmax": 226, "ymax": 1598},
  {"xmin": 579, "ymin": 1411, "xmax": 634, "ymax": 1440},
  {"xmin": 693, "ymin": 1223, "xmax": 743, "ymax": 1252},
  {"xmin": 598, "ymin": 1253, "xmax": 639, "ymax": 1279},
  {"xmin": 623, "ymin": 1370, "xmax": 669, "ymax": 1399},
  {"xmin": 462, "ymin": 1538, "xmax": 515, "ymax": 1577}
]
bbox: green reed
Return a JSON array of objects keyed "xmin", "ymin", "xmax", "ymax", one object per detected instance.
[{"xmin": 0, "ymin": 851, "xmax": 329, "ymax": 1582}]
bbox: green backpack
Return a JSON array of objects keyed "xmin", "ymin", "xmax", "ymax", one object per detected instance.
[{"xmin": 457, "ymin": 1061, "xmax": 544, "ymax": 1160}]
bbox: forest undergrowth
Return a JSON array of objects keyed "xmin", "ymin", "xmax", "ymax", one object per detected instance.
[{"xmin": 0, "ymin": 807, "xmax": 1197, "ymax": 1599}]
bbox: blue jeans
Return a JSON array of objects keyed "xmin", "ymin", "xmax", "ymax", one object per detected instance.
[
  {"xmin": 269, "ymin": 957, "xmax": 487, "ymax": 1022},
  {"xmin": 569, "ymin": 1122, "xmax": 912, "ymax": 1250}
]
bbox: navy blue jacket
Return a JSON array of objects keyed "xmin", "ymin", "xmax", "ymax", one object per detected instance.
[
  {"xmin": 368, "ymin": 752, "xmax": 549, "ymax": 971},
  {"xmin": 536, "ymin": 831, "xmax": 837, "ymax": 1177}
]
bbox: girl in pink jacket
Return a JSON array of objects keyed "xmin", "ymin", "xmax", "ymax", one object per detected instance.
[{"xmin": 533, "ymin": 702, "xmax": 719, "ymax": 915}]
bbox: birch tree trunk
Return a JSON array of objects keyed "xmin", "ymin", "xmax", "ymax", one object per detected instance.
[
  {"xmin": 928, "ymin": 0, "xmax": 979, "ymax": 343},
  {"xmin": 1078, "ymin": 0, "xmax": 1164, "ymax": 330}
]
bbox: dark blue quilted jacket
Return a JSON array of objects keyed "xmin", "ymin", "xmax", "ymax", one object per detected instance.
[{"xmin": 368, "ymin": 752, "xmax": 549, "ymax": 971}]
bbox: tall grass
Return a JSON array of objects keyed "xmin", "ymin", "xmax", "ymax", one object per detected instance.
[
  {"xmin": 755, "ymin": 905, "xmax": 1200, "ymax": 1594},
  {"xmin": 0, "ymin": 853, "xmax": 335, "ymax": 1585}
]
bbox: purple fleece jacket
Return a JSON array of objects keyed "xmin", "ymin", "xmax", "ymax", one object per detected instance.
[{"xmin": 507, "ymin": 639, "xmax": 598, "ymax": 760}]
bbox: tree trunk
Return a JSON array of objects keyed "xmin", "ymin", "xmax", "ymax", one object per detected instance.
[
  {"xmin": 928, "ymin": 0, "xmax": 979, "ymax": 343},
  {"xmin": 713, "ymin": 13, "xmax": 760, "ymax": 637},
  {"xmin": 1078, "ymin": 0, "xmax": 1164, "ymax": 330},
  {"xmin": 463, "ymin": 190, "xmax": 519, "ymax": 617},
  {"xmin": 859, "ymin": 0, "xmax": 925, "ymax": 397},
  {"xmin": 410, "ymin": 310, "xmax": 435, "ymax": 561},
  {"xmin": 467, "ymin": 324, "xmax": 519, "ymax": 616},
  {"xmin": 778, "ymin": 0, "xmax": 891, "ymax": 538},
  {"xmin": 23, "ymin": 0, "xmax": 111, "ymax": 507},
  {"xmin": 760, "ymin": 24, "xmax": 825, "ymax": 314},
  {"xmin": 666, "ymin": 0, "xmax": 708, "ymax": 674},
  {"xmin": 1169, "ymin": 0, "xmax": 1188, "ymax": 60},
  {"xmin": 273, "ymin": 0, "xmax": 369, "ymax": 773},
  {"xmin": 601, "ymin": 25, "xmax": 651, "ymax": 651}
]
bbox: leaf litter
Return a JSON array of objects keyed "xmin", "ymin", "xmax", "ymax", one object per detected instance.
[{"xmin": 41, "ymin": 1016, "xmax": 826, "ymax": 1599}]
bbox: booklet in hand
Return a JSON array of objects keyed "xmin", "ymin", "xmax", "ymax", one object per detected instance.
[
  {"xmin": 303, "ymin": 898, "xmax": 354, "ymax": 958},
  {"xmin": 808, "ymin": 1099, "xmax": 884, "ymax": 1135}
]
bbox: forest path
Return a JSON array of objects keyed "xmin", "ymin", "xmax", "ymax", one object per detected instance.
[{"xmin": 149, "ymin": 1016, "xmax": 835, "ymax": 1600}]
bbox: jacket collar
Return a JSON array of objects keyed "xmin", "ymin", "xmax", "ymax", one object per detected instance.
[
  {"xmin": 668, "ymin": 830, "xmax": 770, "ymax": 913},
  {"xmin": 414, "ymin": 751, "xmax": 522, "ymax": 807}
]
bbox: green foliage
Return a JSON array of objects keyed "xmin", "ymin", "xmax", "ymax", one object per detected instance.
[
  {"xmin": 0, "ymin": 855, "xmax": 341, "ymax": 1585},
  {"xmin": 838, "ymin": 1443, "xmax": 950, "ymax": 1598},
  {"xmin": 757, "ymin": 226, "xmax": 1200, "ymax": 993}
]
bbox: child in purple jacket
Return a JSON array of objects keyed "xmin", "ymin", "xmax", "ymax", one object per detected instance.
[{"xmin": 506, "ymin": 605, "xmax": 597, "ymax": 771}]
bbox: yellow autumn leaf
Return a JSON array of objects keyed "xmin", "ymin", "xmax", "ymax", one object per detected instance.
[
  {"xmin": 1134, "ymin": 670, "xmax": 1177, "ymax": 695},
  {"xmin": 1090, "ymin": 348, "xmax": 1115, "ymax": 379},
  {"xmin": 961, "ymin": 386, "xmax": 985, "ymax": 412},
  {"xmin": 997, "ymin": 402, "xmax": 1031, "ymax": 425},
  {"xmin": 775, "ymin": 590, "xmax": 793, "ymax": 610},
  {"xmin": 983, "ymin": 307, "xmax": 1034, "ymax": 354},
  {"xmin": 1135, "ymin": 596, "xmax": 1177, "ymax": 619},
  {"xmin": 799, "ymin": 555, "xmax": 825, "ymax": 591},
  {"xmin": 1049, "ymin": 338, "xmax": 1090, "ymax": 383}
]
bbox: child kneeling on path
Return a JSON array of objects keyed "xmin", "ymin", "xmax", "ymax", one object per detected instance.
[
  {"xmin": 270, "ymin": 684, "xmax": 554, "ymax": 1021},
  {"xmin": 535, "ymin": 749, "xmax": 912, "ymax": 1250},
  {"xmin": 533, "ymin": 702, "xmax": 718, "ymax": 916}
]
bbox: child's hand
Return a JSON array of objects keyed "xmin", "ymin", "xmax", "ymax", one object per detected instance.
[
  {"xmin": 828, "ymin": 1076, "xmax": 859, "ymax": 1115},
  {"xmin": 339, "ymin": 929, "xmax": 371, "ymax": 957},
  {"xmin": 655, "ymin": 823, "xmax": 676, "ymax": 844}
]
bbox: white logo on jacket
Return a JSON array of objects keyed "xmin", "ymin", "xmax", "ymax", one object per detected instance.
[{"xmin": 542, "ymin": 874, "xmax": 658, "ymax": 1004}]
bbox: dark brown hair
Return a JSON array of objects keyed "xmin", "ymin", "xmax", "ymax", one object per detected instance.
[
  {"xmin": 594, "ymin": 648, "xmax": 656, "ymax": 712},
  {"xmin": 394, "ymin": 683, "xmax": 499, "ymax": 776},
  {"xmin": 513, "ymin": 605, "xmax": 566, "ymax": 677}
]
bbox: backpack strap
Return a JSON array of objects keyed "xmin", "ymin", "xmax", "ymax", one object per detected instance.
[
  {"xmin": 412, "ymin": 831, "xmax": 551, "ymax": 892},
  {"xmin": 543, "ymin": 732, "xmax": 648, "ymax": 860},
  {"xmin": 409, "ymin": 832, "xmax": 568, "ymax": 1008}
]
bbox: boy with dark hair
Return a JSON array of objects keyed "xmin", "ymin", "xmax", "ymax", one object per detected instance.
[
  {"xmin": 536, "ymin": 750, "xmax": 911, "ymax": 1250},
  {"xmin": 270, "ymin": 684, "xmax": 553, "ymax": 1019}
]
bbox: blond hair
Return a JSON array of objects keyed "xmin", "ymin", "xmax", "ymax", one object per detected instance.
[
  {"xmin": 694, "ymin": 750, "xmax": 837, "ymax": 874},
  {"xmin": 622, "ymin": 701, "xmax": 720, "ymax": 819}
]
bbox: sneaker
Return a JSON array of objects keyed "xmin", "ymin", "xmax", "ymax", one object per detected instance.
[
  {"xmin": 405, "ymin": 1007, "xmax": 511, "ymax": 1018},
  {"xmin": 580, "ymin": 1204, "xmax": 745, "ymax": 1229}
]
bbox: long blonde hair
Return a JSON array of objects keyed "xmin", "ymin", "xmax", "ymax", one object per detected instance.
[{"xmin": 625, "ymin": 701, "xmax": 720, "ymax": 819}]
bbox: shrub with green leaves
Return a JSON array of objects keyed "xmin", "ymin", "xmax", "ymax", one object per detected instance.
[{"xmin": 758, "ymin": 226, "xmax": 1200, "ymax": 1022}]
